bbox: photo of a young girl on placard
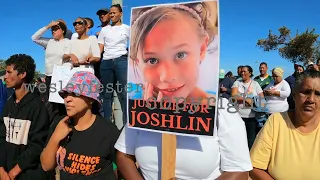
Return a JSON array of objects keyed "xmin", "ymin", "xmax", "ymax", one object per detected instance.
[
  {"xmin": 128, "ymin": 1, "xmax": 219, "ymax": 105},
  {"xmin": 116, "ymin": 2, "xmax": 252, "ymax": 179}
]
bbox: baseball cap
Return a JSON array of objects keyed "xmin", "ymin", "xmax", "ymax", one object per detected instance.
[
  {"xmin": 219, "ymin": 69, "xmax": 225, "ymax": 79},
  {"xmin": 96, "ymin": 8, "xmax": 109, "ymax": 15}
]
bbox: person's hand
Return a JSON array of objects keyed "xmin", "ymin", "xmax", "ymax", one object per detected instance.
[
  {"xmin": 51, "ymin": 116, "xmax": 72, "ymax": 142},
  {"xmin": 144, "ymin": 82, "xmax": 163, "ymax": 102},
  {"xmin": 265, "ymin": 89, "xmax": 275, "ymax": 96},
  {"xmin": 0, "ymin": 167, "xmax": 10, "ymax": 180},
  {"xmin": 96, "ymin": 31, "xmax": 100, "ymax": 36},
  {"xmin": 46, "ymin": 20, "xmax": 59, "ymax": 29},
  {"xmin": 264, "ymin": 90, "xmax": 271, "ymax": 96},
  {"xmin": 85, "ymin": 53, "xmax": 93, "ymax": 64},
  {"xmin": 70, "ymin": 54, "xmax": 80, "ymax": 67},
  {"xmin": 220, "ymin": 84, "xmax": 227, "ymax": 92},
  {"xmin": 8, "ymin": 168, "xmax": 19, "ymax": 180}
]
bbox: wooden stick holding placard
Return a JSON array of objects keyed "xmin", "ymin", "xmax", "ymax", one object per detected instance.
[{"xmin": 161, "ymin": 133, "xmax": 177, "ymax": 180}]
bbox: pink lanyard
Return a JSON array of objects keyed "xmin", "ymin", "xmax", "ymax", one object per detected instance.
[
  {"xmin": 270, "ymin": 81, "xmax": 282, "ymax": 90},
  {"xmin": 242, "ymin": 80, "xmax": 253, "ymax": 94}
]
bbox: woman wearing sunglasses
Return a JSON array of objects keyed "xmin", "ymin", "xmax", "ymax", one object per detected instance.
[
  {"xmin": 40, "ymin": 71, "xmax": 120, "ymax": 180},
  {"xmin": 31, "ymin": 20, "xmax": 70, "ymax": 116},
  {"xmin": 63, "ymin": 17, "xmax": 100, "ymax": 73}
]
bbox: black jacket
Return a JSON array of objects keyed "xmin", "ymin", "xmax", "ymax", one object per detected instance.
[{"xmin": 0, "ymin": 92, "xmax": 51, "ymax": 179}]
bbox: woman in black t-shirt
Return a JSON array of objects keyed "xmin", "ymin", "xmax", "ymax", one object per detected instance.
[{"xmin": 40, "ymin": 71, "xmax": 120, "ymax": 180}]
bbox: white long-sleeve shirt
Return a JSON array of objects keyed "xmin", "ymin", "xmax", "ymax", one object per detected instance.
[
  {"xmin": 264, "ymin": 80, "xmax": 291, "ymax": 114},
  {"xmin": 31, "ymin": 27, "xmax": 70, "ymax": 76}
]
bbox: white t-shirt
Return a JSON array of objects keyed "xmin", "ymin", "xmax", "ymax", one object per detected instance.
[
  {"xmin": 232, "ymin": 80, "xmax": 263, "ymax": 118},
  {"xmin": 264, "ymin": 80, "xmax": 291, "ymax": 114},
  {"xmin": 98, "ymin": 24, "xmax": 130, "ymax": 60},
  {"xmin": 71, "ymin": 33, "xmax": 78, "ymax": 39},
  {"xmin": 115, "ymin": 98, "xmax": 252, "ymax": 180},
  {"xmin": 64, "ymin": 36, "xmax": 100, "ymax": 70}
]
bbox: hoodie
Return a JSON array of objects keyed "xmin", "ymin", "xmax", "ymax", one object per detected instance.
[{"xmin": 0, "ymin": 92, "xmax": 51, "ymax": 179}]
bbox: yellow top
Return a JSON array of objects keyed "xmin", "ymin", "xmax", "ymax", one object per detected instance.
[{"xmin": 250, "ymin": 112, "xmax": 320, "ymax": 180}]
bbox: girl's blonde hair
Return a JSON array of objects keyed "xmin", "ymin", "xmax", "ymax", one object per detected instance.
[{"xmin": 130, "ymin": 2, "xmax": 217, "ymax": 61}]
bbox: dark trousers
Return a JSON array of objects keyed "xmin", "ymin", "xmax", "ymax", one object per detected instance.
[
  {"xmin": 100, "ymin": 56, "xmax": 128, "ymax": 125},
  {"xmin": 243, "ymin": 117, "xmax": 257, "ymax": 149},
  {"xmin": 45, "ymin": 76, "xmax": 51, "ymax": 101}
]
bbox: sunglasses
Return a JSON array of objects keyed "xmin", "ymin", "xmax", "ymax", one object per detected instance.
[
  {"xmin": 51, "ymin": 25, "xmax": 61, "ymax": 32},
  {"xmin": 73, "ymin": 21, "xmax": 84, "ymax": 26}
]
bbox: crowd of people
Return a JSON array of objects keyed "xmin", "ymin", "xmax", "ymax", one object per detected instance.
[{"xmin": 1, "ymin": 2, "xmax": 320, "ymax": 180}]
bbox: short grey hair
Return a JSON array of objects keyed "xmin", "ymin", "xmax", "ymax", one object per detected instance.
[{"xmin": 295, "ymin": 70, "xmax": 320, "ymax": 90}]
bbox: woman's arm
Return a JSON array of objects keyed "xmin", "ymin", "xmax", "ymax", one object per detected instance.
[
  {"xmin": 99, "ymin": 43, "xmax": 104, "ymax": 54},
  {"xmin": 31, "ymin": 21, "xmax": 59, "ymax": 48},
  {"xmin": 268, "ymin": 82, "xmax": 291, "ymax": 98},
  {"xmin": 31, "ymin": 27, "xmax": 50, "ymax": 48},
  {"xmin": 116, "ymin": 151, "xmax": 143, "ymax": 180},
  {"xmin": 40, "ymin": 136, "xmax": 60, "ymax": 171},
  {"xmin": 63, "ymin": 54, "xmax": 71, "ymax": 62},
  {"xmin": 217, "ymin": 172, "xmax": 248, "ymax": 180},
  {"xmin": 250, "ymin": 168, "xmax": 274, "ymax": 180},
  {"xmin": 97, "ymin": 28, "xmax": 105, "ymax": 54},
  {"xmin": 87, "ymin": 57, "xmax": 100, "ymax": 63},
  {"xmin": 40, "ymin": 117, "xmax": 71, "ymax": 171},
  {"xmin": 88, "ymin": 36, "xmax": 102, "ymax": 63},
  {"xmin": 231, "ymin": 87, "xmax": 243, "ymax": 102}
]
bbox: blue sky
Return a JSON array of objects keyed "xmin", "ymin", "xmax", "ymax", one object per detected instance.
[{"xmin": 0, "ymin": 0, "xmax": 319, "ymax": 78}]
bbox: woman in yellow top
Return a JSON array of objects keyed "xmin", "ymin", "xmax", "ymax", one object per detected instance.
[{"xmin": 250, "ymin": 70, "xmax": 320, "ymax": 180}]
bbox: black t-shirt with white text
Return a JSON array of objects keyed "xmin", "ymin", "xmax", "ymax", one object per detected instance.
[{"xmin": 54, "ymin": 115, "xmax": 120, "ymax": 180}]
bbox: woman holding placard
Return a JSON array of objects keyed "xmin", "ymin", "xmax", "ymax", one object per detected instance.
[
  {"xmin": 63, "ymin": 17, "xmax": 101, "ymax": 72},
  {"xmin": 115, "ymin": 2, "xmax": 252, "ymax": 179},
  {"xmin": 31, "ymin": 20, "xmax": 70, "ymax": 116},
  {"xmin": 31, "ymin": 20, "xmax": 69, "ymax": 98}
]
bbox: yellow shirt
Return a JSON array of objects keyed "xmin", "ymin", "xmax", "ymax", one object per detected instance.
[{"xmin": 250, "ymin": 112, "xmax": 320, "ymax": 180}]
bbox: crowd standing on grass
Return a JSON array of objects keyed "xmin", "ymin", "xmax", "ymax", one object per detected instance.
[{"xmin": 1, "ymin": 2, "xmax": 320, "ymax": 180}]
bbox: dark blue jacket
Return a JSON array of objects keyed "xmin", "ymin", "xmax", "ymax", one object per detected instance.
[
  {"xmin": 0, "ymin": 80, "xmax": 7, "ymax": 115},
  {"xmin": 285, "ymin": 74, "xmax": 296, "ymax": 110},
  {"xmin": 219, "ymin": 77, "xmax": 235, "ymax": 99}
]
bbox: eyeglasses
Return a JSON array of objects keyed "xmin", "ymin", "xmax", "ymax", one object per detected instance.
[{"xmin": 73, "ymin": 21, "xmax": 84, "ymax": 26}]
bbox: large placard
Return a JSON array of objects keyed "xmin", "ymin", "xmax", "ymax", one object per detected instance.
[{"xmin": 127, "ymin": 0, "xmax": 219, "ymax": 137}]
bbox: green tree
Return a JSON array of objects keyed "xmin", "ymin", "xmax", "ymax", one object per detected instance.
[
  {"xmin": 257, "ymin": 26, "xmax": 320, "ymax": 66},
  {"xmin": 0, "ymin": 59, "xmax": 5, "ymax": 71},
  {"xmin": 33, "ymin": 71, "xmax": 42, "ymax": 83}
]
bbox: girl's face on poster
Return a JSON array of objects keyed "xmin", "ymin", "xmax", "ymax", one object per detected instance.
[{"xmin": 137, "ymin": 12, "xmax": 208, "ymax": 99}]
